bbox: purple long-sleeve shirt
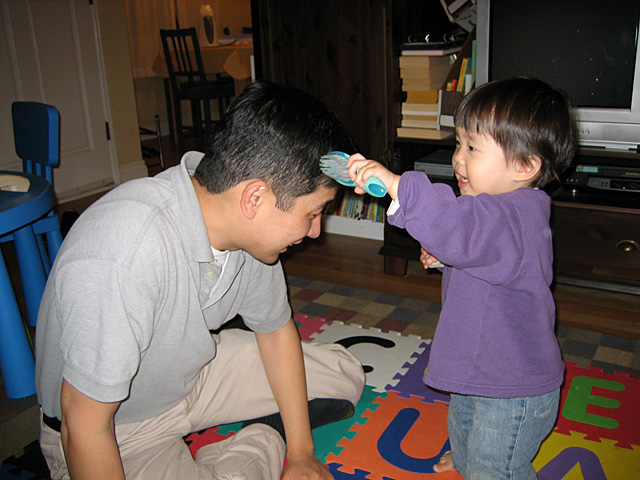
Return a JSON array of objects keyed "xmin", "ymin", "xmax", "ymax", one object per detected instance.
[{"xmin": 389, "ymin": 171, "xmax": 564, "ymax": 398}]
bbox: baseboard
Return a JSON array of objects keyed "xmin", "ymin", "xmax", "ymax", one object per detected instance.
[
  {"xmin": 118, "ymin": 159, "xmax": 149, "ymax": 184},
  {"xmin": 56, "ymin": 179, "xmax": 115, "ymax": 203},
  {"xmin": 55, "ymin": 159, "xmax": 148, "ymax": 203},
  {"xmin": 322, "ymin": 214, "xmax": 384, "ymax": 240}
]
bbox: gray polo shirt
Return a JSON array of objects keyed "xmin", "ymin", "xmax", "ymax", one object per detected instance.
[{"xmin": 35, "ymin": 152, "xmax": 291, "ymax": 424}]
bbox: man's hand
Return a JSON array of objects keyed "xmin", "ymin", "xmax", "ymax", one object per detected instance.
[
  {"xmin": 60, "ymin": 379, "xmax": 124, "ymax": 480},
  {"xmin": 348, "ymin": 153, "xmax": 401, "ymax": 200},
  {"xmin": 282, "ymin": 450, "xmax": 334, "ymax": 480}
]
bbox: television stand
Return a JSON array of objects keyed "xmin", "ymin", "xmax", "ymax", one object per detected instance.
[
  {"xmin": 382, "ymin": 141, "xmax": 640, "ymax": 295},
  {"xmin": 550, "ymin": 187, "xmax": 640, "ymax": 295}
]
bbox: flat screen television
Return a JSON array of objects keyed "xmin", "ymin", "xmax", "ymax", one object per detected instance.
[{"xmin": 475, "ymin": 0, "xmax": 640, "ymax": 152}]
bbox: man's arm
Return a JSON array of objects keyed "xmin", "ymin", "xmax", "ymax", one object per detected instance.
[
  {"xmin": 60, "ymin": 379, "xmax": 124, "ymax": 480},
  {"xmin": 255, "ymin": 318, "xmax": 333, "ymax": 480}
]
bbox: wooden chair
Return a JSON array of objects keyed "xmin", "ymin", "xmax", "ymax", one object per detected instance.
[{"xmin": 160, "ymin": 28, "xmax": 235, "ymax": 152}]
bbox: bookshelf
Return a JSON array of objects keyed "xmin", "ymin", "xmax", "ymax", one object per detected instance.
[
  {"xmin": 322, "ymin": 189, "xmax": 385, "ymax": 239},
  {"xmin": 395, "ymin": 29, "xmax": 475, "ymax": 143},
  {"xmin": 323, "ymin": 214, "xmax": 384, "ymax": 241}
]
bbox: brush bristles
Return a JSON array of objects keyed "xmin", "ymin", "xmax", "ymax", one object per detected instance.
[{"xmin": 320, "ymin": 155, "xmax": 351, "ymax": 182}]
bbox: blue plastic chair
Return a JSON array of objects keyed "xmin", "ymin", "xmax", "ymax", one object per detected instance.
[
  {"xmin": 12, "ymin": 102, "xmax": 63, "ymax": 269},
  {"xmin": 0, "ymin": 172, "xmax": 55, "ymax": 398},
  {"xmin": 1, "ymin": 102, "xmax": 64, "ymax": 326}
]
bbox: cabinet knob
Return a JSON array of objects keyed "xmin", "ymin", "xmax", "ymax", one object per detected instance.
[{"xmin": 615, "ymin": 239, "xmax": 639, "ymax": 252}]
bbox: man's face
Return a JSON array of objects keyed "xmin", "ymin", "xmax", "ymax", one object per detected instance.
[{"xmin": 247, "ymin": 185, "xmax": 337, "ymax": 264}]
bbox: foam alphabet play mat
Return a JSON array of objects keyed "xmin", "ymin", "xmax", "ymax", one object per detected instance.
[{"xmin": 185, "ymin": 314, "xmax": 640, "ymax": 479}]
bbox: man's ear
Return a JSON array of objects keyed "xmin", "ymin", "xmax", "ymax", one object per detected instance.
[
  {"xmin": 515, "ymin": 155, "xmax": 542, "ymax": 183},
  {"xmin": 240, "ymin": 180, "xmax": 269, "ymax": 219}
]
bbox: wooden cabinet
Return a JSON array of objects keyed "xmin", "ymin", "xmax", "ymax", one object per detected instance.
[
  {"xmin": 380, "ymin": 138, "xmax": 457, "ymax": 275},
  {"xmin": 551, "ymin": 195, "xmax": 640, "ymax": 295}
]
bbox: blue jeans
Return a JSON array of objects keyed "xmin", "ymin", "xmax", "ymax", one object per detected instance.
[{"xmin": 447, "ymin": 389, "xmax": 559, "ymax": 480}]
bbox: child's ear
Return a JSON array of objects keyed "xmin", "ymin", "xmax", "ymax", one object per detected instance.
[
  {"xmin": 240, "ymin": 180, "xmax": 268, "ymax": 219},
  {"xmin": 516, "ymin": 155, "xmax": 542, "ymax": 182}
]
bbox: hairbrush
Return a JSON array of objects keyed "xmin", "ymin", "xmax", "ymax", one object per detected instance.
[{"xmin": 319, "ymin": 151, "xmax": 387, "ymax": 198}]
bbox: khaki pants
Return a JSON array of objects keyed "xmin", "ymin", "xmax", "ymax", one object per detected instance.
[{"xmin": 40, "ymin": 329, "xmax": 365, "ymax": 479}]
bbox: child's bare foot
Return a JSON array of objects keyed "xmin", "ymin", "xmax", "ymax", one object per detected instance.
[{"xmin": 433, "ymin": 451, "xmax": 455, "ymax": 473}]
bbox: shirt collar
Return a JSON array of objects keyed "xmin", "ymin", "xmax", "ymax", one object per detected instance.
[{"xmin": 168, "ymin": 151, "xmax": 214, "ymax": 263}]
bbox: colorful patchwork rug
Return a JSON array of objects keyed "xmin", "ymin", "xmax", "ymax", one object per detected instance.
[
  {"xmin": 187, "ymin": 314, "xmax": 640, "ymax": 479},
  {"xmin": 2, "ymin": 313, "xmax": 639, "ymax": 479}
]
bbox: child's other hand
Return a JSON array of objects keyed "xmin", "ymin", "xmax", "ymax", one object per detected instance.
[
  {"xmin": 420, "ymin": 247, "xmax": 443, "ymax": 269},
  {"xmin": 348, "ymin": 153, "xmax": 400, "ymax": 200}
]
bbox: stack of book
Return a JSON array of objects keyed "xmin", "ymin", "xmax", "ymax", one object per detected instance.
[
  {"xmin": 397, "ymin": 47, "xmax": 457, "ymax": 141},
  {"xmin": 399, "ymin": 54, "xmax": 452, "ymax": 93},
  {"xmin": 323, "ymin": 190, "xmax": 385, "ymax": 223},
  {"xmin": 444, "ymin": 55, "xmax": 474, "ymax": 93}
]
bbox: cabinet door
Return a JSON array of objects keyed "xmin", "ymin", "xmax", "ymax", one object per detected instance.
[
  {"xmin": 253, "ymin": 0, "xmax": 392, "ymax": 161},
  {"xmin": 552, "ymin": 204, "xmax": 640, "ymax": 291}
]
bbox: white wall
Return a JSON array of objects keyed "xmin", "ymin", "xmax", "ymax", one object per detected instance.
[
  {"xmin": 0, "ymin": 0, "xmax": 146, "ymax": 200},
  {"xmin": 129, "ymin": 0, "xmax": 253, "ymax": 134}
]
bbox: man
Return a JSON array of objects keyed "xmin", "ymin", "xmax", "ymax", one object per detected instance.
[{"xmin": 35, "ymin": 81, "xmax": 366, "ymax": 480}]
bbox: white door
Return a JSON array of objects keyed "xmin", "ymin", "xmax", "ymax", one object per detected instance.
[{"xmin": 0, "ymin": 0, "xmax": 117, "ymax": 200}]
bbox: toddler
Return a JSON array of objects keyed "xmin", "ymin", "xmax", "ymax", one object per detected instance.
[{"xmin": 348, "ymin": 77, "xmax": 576, "ymax": 480}]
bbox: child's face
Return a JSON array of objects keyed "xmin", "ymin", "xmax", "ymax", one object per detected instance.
[{"xmin": 453, "ymin": 128, "xmax": 524, "ymax": 196}]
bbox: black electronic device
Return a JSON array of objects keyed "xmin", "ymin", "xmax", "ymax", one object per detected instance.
[
  {"xmin": 413, "ymin": 149, "xmax": 454, "ymax": 179},
  {"xmin": 564, "ymin": 164, "xmax": 640, "ymax": 193}
]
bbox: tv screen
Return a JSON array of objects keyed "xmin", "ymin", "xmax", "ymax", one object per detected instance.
[
  {"xmin": 489, "ymin": 0, "xmax": 639, "ymax": 110},
  {"xmin": 477, "ymin": 0, "xmax": 640, "ymax": 150}
]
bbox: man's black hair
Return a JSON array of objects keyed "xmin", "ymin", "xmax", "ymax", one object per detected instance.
[{"xmin": 194, "ymin": 81, "xmax": 356, "ymax": 210}]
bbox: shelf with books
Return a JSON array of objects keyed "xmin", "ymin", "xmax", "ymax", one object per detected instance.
[
  {"xmin": 322, "ymin": 189, "xmax": 386, "ymax": 240},
  {"xmin": 322, "ymin": 214, "xmax": 384, "ymax": 240},
  {"xmin": 397, "ymin": 47, "xmax": 458, "ymax": 141},
  {"xmin": 324, "ymin": 189, "xmax": 385, "ymax": 224},
  {"xmin": 439, "ymin": 27, "xmax": 476, "ymax": 93},
  {"xmin": 386, "ymin": 30, "xmax": 477, "ymax": 269}
]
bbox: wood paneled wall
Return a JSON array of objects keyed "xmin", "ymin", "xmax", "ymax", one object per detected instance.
[{"xmin": 252, "ymin": 0, "xmax": 452, "ymax": 163}]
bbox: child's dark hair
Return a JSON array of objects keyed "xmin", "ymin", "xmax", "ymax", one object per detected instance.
[
  {"xmin": 193, "ymin": 80, "xmax": 355, "ymax": 211},
  {"xmin": 455, "ymin": 77, "xmax": 577, "ymax": 187}
]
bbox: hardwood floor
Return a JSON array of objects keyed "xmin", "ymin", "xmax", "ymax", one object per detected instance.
[
  {"xmin": 56, "ymin": 136, "xmax": 640, "ymax": 340},
  {"xmin": 281, "ymin": 234, "xmax": 443, "ymax": 303},
  {"xmin": 280, "ymin": 233, "xmax": 640, "ymax": 340}
]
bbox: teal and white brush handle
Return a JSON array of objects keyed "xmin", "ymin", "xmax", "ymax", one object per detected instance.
[{"xmin": 319, "ymin": 151, "xmax": 387, "ymax": 198}]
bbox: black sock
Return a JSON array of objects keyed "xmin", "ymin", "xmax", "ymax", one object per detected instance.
[{"xmin": 241, "ymin": 398, "xmax": 355, "ymax": 442}]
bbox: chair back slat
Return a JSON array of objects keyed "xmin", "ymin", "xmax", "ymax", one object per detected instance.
[
  {"xmin": 160, "ymin": 28, "xmax": 208, "ymax": 93},
  {"xmin": 11, "ymin": 102, "xmax": 59, "ymax": 186},
  {"xmin": 7, "ymin": 101, "xmax": 63, "ymax": 272},
  {"xmin": 159, "ymin": 27, "xmax": 236, "ymax": 152}
]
